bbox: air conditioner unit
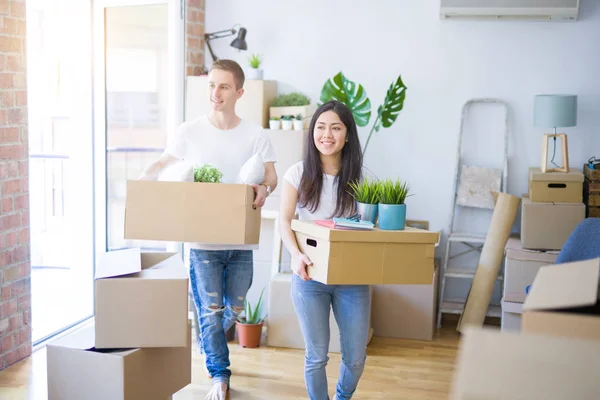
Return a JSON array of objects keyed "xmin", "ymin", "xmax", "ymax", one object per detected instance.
[{"xmin": 440, "ymin": 0, "xmax": 579, "ymax": 21}]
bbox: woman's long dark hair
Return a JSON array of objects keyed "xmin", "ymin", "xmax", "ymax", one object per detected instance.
[{"xmin": 298, "ymin": 100, "xmax": 363, "ymax": 218}]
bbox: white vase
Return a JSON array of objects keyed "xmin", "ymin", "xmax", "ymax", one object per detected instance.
[
  {"xmin": 269, "ymin": 120, "xmax": 280, "ymax": 129},
  {"xmin": 247, "ymin": 68, "xmax": 263, "ymax": 80},
  {"xmin": 281, "ymin": 120, "xmax": 293, "ymax": 130},
  {"xmin": 293, "ymin": 120, "xmax": 304, "ymax": 130}
]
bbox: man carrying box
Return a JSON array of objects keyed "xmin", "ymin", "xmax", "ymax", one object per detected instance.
[{"xmin": 139, "ymin": 59, "xmax": 278, "ymax": 400}]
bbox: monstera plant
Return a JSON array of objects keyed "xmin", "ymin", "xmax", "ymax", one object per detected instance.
[{"xmin": 319, "ymin": 71, "xmax": 407, "ymax": 155}]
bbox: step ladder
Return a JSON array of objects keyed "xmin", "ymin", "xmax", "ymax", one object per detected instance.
[{"xmin": 436, "ymin": 98, "xmax": 509, "ymax": 329}]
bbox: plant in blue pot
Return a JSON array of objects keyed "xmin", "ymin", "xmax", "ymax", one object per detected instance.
[
  {"xmin": 347, "ymin": 177, "xmax": 380, "ymax": 224},
  {"xmin": 377, "ymin": 178, "xmax": 411, "ymax": 230}
]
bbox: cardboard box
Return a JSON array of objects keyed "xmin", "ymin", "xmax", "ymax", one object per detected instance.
[
  {"xmin": 529, "ymin": 167, "xmax": 584, "ymax": 203},
  {"xmin": 450, "ymin": 327, "xmax": 600, "ymax": 400},
  {"xmin": 371, "ymin": 262, "xmax": 438, "ymax": 341},
  {"xmin": 124, "ymin": 180, "xmax": 261, "ymax": 245},
  {"xmin": 266, "ymin": 273, "xmax": 374, "ymax": 352},
  {"xmin": 520, "ymin": 197, "xmax": 584, "ymax": 250},
  {"xmin": 47, "ymin": 322, "xmax": 192, "ymax": 400},
  {"xmin": 95, "ymin": 248, "xmax": 189, "ymax": 348},
  {"xmin": 500, "ymin": 299, "xmax": 522, "ymax": 332},
  {"xmin": 291, "ymin": 220, "xmax": 439, "ymax": 285},
  {"xmin": 522, "ymin": 258, "xmax": 600, "ymax": 342},
  {"xmin": 503, "ymin": 237, "xmax": 558, "ymax": 303}
]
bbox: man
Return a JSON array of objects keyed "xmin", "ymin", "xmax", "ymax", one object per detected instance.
[{"xmin": 139, "ymin": 59, "xmax": 278, "ymax": 400}]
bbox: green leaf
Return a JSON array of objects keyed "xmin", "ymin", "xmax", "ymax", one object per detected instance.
[
  {"xmin": 319, "ymin": 72, "xmax": 371, "ymax": 127},
  {"xmin": 378, "ymin": 75, "xmax": 407, "ymax": 129}
]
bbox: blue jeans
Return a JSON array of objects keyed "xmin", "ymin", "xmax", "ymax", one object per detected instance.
[
  {"xmin": 291, "ymin": 274, "xmax": 371, "ymax": 400},
  {"xmin": 189, "ymin": 249, "xmax": 253, "ymax": 385}
]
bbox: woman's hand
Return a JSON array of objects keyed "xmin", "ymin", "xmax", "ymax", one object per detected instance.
[{"xmin": 291, "ymin": 252, "xmax": 313, "ymax": 281}]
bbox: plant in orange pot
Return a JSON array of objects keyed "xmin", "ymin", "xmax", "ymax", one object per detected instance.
[{"xmin": 236, "ymin": 288, "xmax": 266, "ymax": 348}]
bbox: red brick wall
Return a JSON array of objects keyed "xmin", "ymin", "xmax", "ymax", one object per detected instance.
[
  {"xmin": 0, "ymin": 0, "xmax": 31, "ymax": 371},
  {"xmin": 186, "ymin": 0, "xmax": 206, "ymax": 76}
]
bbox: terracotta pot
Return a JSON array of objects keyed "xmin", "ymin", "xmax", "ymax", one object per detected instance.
[{"xmin": 236, "ymin": 322, "xmax": 263, "ymax": 348}]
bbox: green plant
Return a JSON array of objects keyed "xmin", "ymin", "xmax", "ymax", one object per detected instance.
[
  {"xmin": 348, "ymin": 177, "xmax": 380, "ymax": 204},
  {"xmin": 319, "ymin": 71, "xmax": 407, "ymax": 155},
  {"xmin": 272, "ymin": 92, "xmax": 311, "ymax": 107},
  {"xmin": 237, "ymin": 288, "xmax": 266, "ymax": 324},
  {"xmin": 248, "ymin": 53, "xmax": 262, "ymax": 69},
  {"xmin": 193, "ymin": 164, "xmax": 223, "ymax": 183},
  {"xmin": 378, "ymin": 178, "xmax": 411, "ymax": 205},
  {"xmin": 270, "ymin": 116, "xmax": 280, "ymax": 120},
  {"xmin": 281, "ymin": 115, "xmax": 293, "ymax": 121},
  {"xmin": 295, "ymin": 113, "xmax": 302, "ymax": 120}
]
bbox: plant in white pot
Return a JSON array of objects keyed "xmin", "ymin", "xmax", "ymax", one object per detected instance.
[
  {"xmin": 280, "ymin": 115, "xmax": 293, "ymax": 130},
  {"xmin": 348, "ymin": 177, "xmax": 380, "ymax": 224},
  {"xmin": 269, "ymin": 92, "xmax": 316, "ymax": 125},
  {"xmin": 377, "ymin": 178, "xmax": 411, "ymax": 230},
  {"xmin": 269, "ymin": 116, "xmax": 280, "ymax": 130},
  {"xmin": 193, "ymin": 164, "xmax": 223, "ymax": 183},
  {"xmin": 293, "ymin": 113, "xmax": 304, "ymax": 130},
  {"xmin": 247, "ymin": 53, "xmax": 263, "ymax": 80}
]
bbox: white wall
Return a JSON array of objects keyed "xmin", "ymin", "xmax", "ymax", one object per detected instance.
[{"xmin": 205, "ymin": 0, "xmax": 600, "ymax": 303}]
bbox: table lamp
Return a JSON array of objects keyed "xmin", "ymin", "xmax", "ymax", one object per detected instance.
[{"xmin": 534, "ymin": 94, "xmax": 577, "ymax": 173}]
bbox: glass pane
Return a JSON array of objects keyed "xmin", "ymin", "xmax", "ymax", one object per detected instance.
[
  {"xmin": 26, "ymin": 0, "xmax": 94, "ymax": 343},
  {"xmin": 105, "ymin": 5, "xmax": 169, "ymax": 251}
]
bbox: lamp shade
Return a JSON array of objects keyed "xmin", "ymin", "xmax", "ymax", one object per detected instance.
[
  {"xmin": 230, "ymin": 27, "xmax": 247, "ymax": 50},
  {"xmin": 534, "ymin": 94, "xmax": 577, "ymax": 128}
]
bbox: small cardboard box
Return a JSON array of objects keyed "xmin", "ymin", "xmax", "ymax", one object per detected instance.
[
  {"xmin": 95, "ymin": 248, "xmax": 189, "ymax": 348},
  {"xmin": 503, "ymin": 237, "xmax": 558, "ymax": 303},
  {"xmin": 291, "ymin": 220, "xmax": 439, "ymax": 285},
  {"xmin": 520, "ymin": 197, "xmax": 585, "ymax": 250},
  {"xmin": 266, "ymin": 273, "xmax": 374, "ymax": 352},
  {"xmin": 522, "ymin": 258, "xmax": 600, "ymax": 342},
  {"xmin": 529, "ymin": 167, "xmax": 584, "ymax": 203},
  {"xmin": 124, "ymin": 180, "xmax": 261, "ymax": 245},
  {"xmin": 47, "ymin": 322, "xmax": 192, "ymax": 400},
  {"xmin": 450, "ymin": 327, "xmax": 600, "ymax": 400},
  {"xmin": 500, "ymin": 299, "xmax": 523, "ymax": 332}
]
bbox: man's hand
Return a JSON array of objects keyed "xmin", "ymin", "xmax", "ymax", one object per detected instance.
[{"xmin": 251, "ymin": 184, "xmax": 268, "ymax": 209}]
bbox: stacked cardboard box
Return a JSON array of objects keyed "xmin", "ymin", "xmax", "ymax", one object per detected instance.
[
  {"xmin": 451, "ymin": 258, "xmax": 600, "ymax": 399},
  {"xmin": 500, "ymin": 237, "xmax": 558, "ymax": 332},
  {"xmin": 521, "ymin": 168, "xmax": 585, "ymax": 251},
  {"xmin": 46, "ymin": 248, "xmax": 192, "ymax": 400}
]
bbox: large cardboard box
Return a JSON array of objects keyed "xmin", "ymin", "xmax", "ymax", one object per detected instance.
[
  {"xmin": 529, "ymin": 167, "xmax": 584, "ymax": 203},
  {"xmin": 520, "ymin": 197, "xmax": 584, "ymax": 250},
  {"xmin": 500, "ymin": 299, "xmax": 522, "ymax": 332},
  {"xmin": 124, "ymin": 180, "xmax": 261, "ymax": 245},
  {"xmin": 371, "ymin": 262, "xmax": 438, "ymax": 341},
  {"xmin": 291, "ymin": 220, "xmax": 439, "ymax": 285},
  {"xmin": 47, "ymin": 322, "xmax": 192, "ymax": 400},
  {"xmin": 450, "ymin": 327, "xmax": 600, "ymax": 399},
  {"xmin": 503, "ymin": 237, "xmax": 558, "ymax": 303},
  {"xmin": 522, "ymin": 258, "xmax": 600, "ymax": 342},
  {"xmin": 95, "ymin": 248, "xmax": 189, "ymax": 348},
  {"xmin": 266, "ymin": 273, "xmax": 374, "ymax": 352}
]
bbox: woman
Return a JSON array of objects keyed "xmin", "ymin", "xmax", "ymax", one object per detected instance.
[{"xmin": 279, "ymin": 100, "xmax": 371, "ymax": 400}]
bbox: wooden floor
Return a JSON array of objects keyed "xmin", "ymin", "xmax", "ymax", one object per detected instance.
[{"xmin": 0, "ymin": 318, "xmax": 476, "ymax": 400}]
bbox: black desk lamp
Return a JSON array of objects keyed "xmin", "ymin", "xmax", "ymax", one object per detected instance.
[{"xmin": 204, "ymin": 24, "xmax": 247, "ymax": 62}]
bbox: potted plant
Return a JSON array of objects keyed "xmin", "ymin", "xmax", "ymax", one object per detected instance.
[
  {"xmin": 269, "ymin": 116, "xmax": 280, "ymax": 130},
  {"xmin": 269, "ymin": 92, "xmax": 316, "ymax": 124},
  {"xmin": 293, "ymin": 113, "xmax": 304, "ymax": 130},
  {"xmin": 280, "ymin": 115, "xmax": 293, "ymax": 130},
  {"xmin": 193, "ymin": 164, "xmax": 223, "ymax": 183},
  {"xmin": 236, "ymin": 288, "xmax": 266, "ymax": 348},
  {"xmin": 247, "ymin": 53, "xmax": 263, "ymax": 80},
  {"xmin": 348, "ymin": 177, "xmax": 380, "ymax": 224},
  {"xmin": 377, "ymin": 178, "xmax": 411, "ymax": 230}
]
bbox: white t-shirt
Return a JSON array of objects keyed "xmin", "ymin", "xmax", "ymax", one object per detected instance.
[
  {"xmin": 282, "ymin": 161, "xmax": 377, "ymax": 221},
  {"xmin": 165, "ymin": 115, "xmax": 277, "ymax": 250}
]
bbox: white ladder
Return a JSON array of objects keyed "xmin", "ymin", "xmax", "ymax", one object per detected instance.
[{"xmin": 436, "ymin": 98, "xmax": 509, "ymax": 329}]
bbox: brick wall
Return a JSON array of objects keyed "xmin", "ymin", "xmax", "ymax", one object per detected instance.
[
  {"xmin": 0, "ymin": 0, "xmax": 31, "ymax": 371},
  {"xmin": 186, "ymin": 0, "xmax": 206, "ymax": 76}
]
